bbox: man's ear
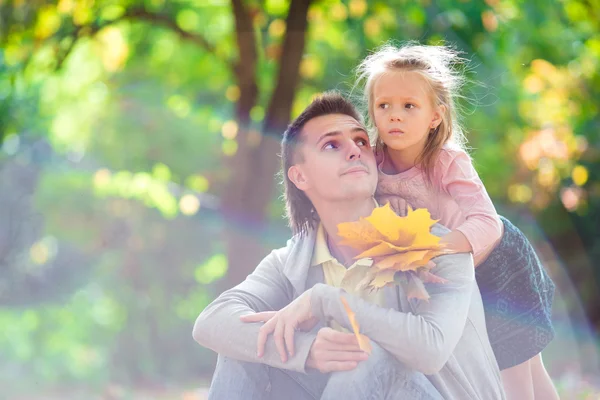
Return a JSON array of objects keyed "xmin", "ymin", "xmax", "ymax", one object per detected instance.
[
  {"xmin": 288, "ymin": 165, "xmax": 310, "ymax": 191},
  {"xmin": 431, "ymin": 104, "xmax": 446, "ymax": 129}
]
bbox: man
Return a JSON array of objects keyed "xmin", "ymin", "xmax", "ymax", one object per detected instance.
[{"xmin": 193, "ymin": 92, "xmax": 505, "ymax": 399}]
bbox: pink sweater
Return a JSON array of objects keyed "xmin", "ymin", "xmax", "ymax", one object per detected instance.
[{"xmin": 376, "ymin": 145, "xmax": 503, "ymax": 260}]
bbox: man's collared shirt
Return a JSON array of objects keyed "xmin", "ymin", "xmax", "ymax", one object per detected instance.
[{"xmin": 310, "ymin": 223, "xmax": 385, "ymax": 331}]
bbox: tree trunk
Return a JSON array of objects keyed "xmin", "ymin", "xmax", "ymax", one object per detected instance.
[{"xmin": 221, "ymin": 0, "xmax": 312, "ymax": 288}]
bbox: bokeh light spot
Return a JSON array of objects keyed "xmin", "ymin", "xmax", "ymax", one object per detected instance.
[
  {"xmin": 572, "ymin": 165, "xmax": 589, "ymax": 187},
  {"xmin": 221, "ymin": 120, "xmax": 239, "ymax": 139},
  {"xmin": 194, "ymin": 254, "xmax": 228, "ymax": 284},
  {"xmin": 225, "ymin": 85, "xmax": 240, "ymax": 102},
  {"xmin": 349, "ymin": 0, "xmax": 367, "ymax": 18},
  {"xmin": 250, "ymin": 106, "xmax": 265, "ymax": 122},
  {"xmin": 269, "ymin": 19, "xmax": 286, "ymax": 38},
  {"xmin": 222, "ymin": 139, "xmax": 238, "ymax": 156},
  {"xmin": 179, "ymin": 194, "xmax": 200, "ymax": 216}
]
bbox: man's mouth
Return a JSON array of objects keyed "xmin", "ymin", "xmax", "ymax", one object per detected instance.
[{"xmin": 341, "ymin": 166, "xmax": 369, "ymax": 176}]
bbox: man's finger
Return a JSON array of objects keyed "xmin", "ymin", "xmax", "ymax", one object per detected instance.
[
  {"xmin": 324, "ymin": 350, "xmax": 369, "ymax": 362},
  {"xmin": 240, "ymin": 311, "xmax": 277, "ymax": 323},
  {"xmin": 274, "ymin": 319, "xmax": 287, "ymax": 363},
  {"xmin": 284, "ymin": 323, "xmax": 296, "ymax": 357},
  {"xmin": 319, "ymin": 340, "xmax": 363, "ymax": 352},
  {"xmin": 323, "ymin": 361, "xmax": 358, "ymax": 373},
  {"xmin": 320, "ymin": 328, "xmax": 359, "ymax": 345},
  {"xmin": 256, "ymin": 318, "xmax": 275, "ymax": 358}
]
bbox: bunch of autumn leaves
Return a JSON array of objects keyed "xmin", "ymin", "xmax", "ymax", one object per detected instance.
[{"xmin": 336, "ymin": 203, "xmax": 452, "ymax": 352}]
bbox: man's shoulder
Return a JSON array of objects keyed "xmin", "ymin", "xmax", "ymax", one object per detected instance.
[{"xmin": 267, "ymin": 230, "xmax": 316, "ymax": 268}]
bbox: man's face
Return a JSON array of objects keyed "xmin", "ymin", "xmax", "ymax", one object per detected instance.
[{"xmin": 288, "ymin": 113, "xmax": 377, "ymax": 204}]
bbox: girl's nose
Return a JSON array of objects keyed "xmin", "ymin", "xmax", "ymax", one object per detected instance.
[{"xmin": 389, "ymin": 113, "xmax": 403, "ymax": 122}]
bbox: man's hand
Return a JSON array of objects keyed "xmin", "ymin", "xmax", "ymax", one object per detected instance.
[
  {"xmin": 306, "ymin": 327, "xmax": 369, "ymax": 373},
  {"xmin": 240, "ymin": 289, "xmax": 317, "ymax": 362}
]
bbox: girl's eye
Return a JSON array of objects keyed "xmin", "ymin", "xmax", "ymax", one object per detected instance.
[
  {"xmin": 405, "ymin": 103, "xmax": 416, "ymax": 109},
  {"xmin": 377, "ymin": 103, "xmax": 389, "ymax": 110}
]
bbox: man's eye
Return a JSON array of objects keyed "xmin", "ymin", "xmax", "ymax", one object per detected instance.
[
  {"xmin": 323, "ymin": 142, "xmax": 337, "ymax": 150},
  {"xmin": 356, "ymin": 138, "xmax": 369, "ymax": 146}
]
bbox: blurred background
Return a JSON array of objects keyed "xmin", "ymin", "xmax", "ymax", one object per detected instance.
[{"xmin": 0, "ymin": 0, "xmax": 599, "ymax": 398}]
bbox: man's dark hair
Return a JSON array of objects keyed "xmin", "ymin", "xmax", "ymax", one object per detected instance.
[{"xmin": 280, "ymin": 91, "xmax": 362, "ymax": 236}]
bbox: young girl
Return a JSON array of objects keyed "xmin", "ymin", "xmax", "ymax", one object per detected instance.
[{"xmin": 356, "ymin": 43, "xmax": 558, "ymax": 400}]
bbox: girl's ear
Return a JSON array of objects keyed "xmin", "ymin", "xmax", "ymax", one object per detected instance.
[
  {"xmin": 431, "ymin": 104, "xmax": 446, "ymax": 129},
  {"xmin": 288, "ymin": 165, "xmax": 310, "ymax": 191}
]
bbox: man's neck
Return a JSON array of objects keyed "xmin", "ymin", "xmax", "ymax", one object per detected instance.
[{"xmin": 315, "ymin": 197, "xmax": 375, "ymax": 266}]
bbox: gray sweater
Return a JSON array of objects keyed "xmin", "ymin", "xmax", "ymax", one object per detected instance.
[{"xmin": 193, "ymin": 224, "xmax": 506, "ymax": 400}]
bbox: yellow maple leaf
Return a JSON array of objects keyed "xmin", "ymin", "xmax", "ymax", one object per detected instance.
[
  {"xmin": 370, "ymin": 269, "xmax": 397, "ymax": 288},
  {"xmin": 374, "ymin": 249, "xmax": 433, "ymax": 270},
  {"xmin": 338, "ymin": 203, "xmax": 439, "ymax": 252},
  {"xmin": 354, "ymin": 240, "xmax": 412, "ymax": 259},
  {"xmin": 417, "ymin": 268, "xmax": 448, "ymax": 284},
  {"xmin": 402, "ymin": 206, "xmax": 441, "ymax": 248},
  {"xmin": 379, "ymin": 248, "xmax": 450, "ymax": 270},
  {"xmin": 340, "ymin": 296, "xmax": 372, "ymax": 354},
  {"xmin": 337, "ymin": 203, "xmax": 450, "ymax": 298},
  {"xmin": 364, "ymin": 203, "xmax": 413, "ymax": 243},
  {"xmin": 338, "ymin": 219, "xmax": 386, "ymax": 251},
  {"xmin": 405, "ymin": 272, "xmax": 430, "ymax": 301},
  {"xmin": 356, "ymin": 268, "xmax": 379, "ymax": 291}
]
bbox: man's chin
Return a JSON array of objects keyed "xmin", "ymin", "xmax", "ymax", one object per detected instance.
[{"xmin": 342, "ymin": 184, "xmax": 377, "ymax": 200}]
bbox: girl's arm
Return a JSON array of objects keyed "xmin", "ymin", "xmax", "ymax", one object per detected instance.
[
  {"xmin": 440, "ymin": 229, "xmax": 473, "ymax": 253},
  {"xmin": 437, "ymin": 149, "xmax": 503, "ymax": 257}
]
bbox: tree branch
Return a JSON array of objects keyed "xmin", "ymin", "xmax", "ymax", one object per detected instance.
[
  {"xmin": 263, "ymin": 0, "xmax": 313, "ymax": 133},
  {"xmin": 122, "ymin": 7, "xmax": 233, "ymax": 70},
  {"xmin": 55, "ymin": 26, "xmax": 85, "ymax": 71},
  {"xmin": 231, "ymin": 0, "xmax": 258, "ymax": 124},
  {"xmin": 54, "ymin": 6, "xmax": 234, "ymax": 72}
]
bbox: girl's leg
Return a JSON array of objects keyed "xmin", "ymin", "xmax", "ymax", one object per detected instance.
[
  {"xmin": 500, "ymin": 359, "xmax": 534, "ymax": 400},
  {"xmin": 531, "ymin": 353, "xmax": 559, "ymax": 400}
]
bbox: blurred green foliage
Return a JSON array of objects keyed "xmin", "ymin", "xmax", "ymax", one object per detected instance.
[{"xmin": 0, "ymin": 0, "xmax": 599, "ymax": 394}]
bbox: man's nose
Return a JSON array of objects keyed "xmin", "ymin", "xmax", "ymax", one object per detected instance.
[{"xmin": 347, "ymin": 140, "xmax": 362, "ymax": 160}]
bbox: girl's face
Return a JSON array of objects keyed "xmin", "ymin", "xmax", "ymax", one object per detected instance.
[{"xmin": 372, "ymin": 70, "xmax": 443, "ymax": 157}]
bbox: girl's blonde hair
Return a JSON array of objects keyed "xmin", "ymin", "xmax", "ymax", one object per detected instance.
[{"xmin": 356, "ymin": 42, "xmax": 470, "ymax": 185}]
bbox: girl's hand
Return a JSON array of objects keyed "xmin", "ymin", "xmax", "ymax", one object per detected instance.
[{"xmin": 440, "ymin": 230, "xmax": 472, "ymax": 254}]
